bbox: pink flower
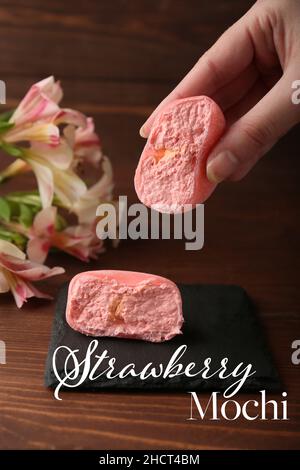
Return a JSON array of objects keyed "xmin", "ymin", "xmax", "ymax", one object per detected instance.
[
  {"xmin": 4, "ymin": 122, "xmax": 60, "ymax": 146},
  {"xmin": 0, "ymin": 76, "xmax": 91, "ymax": 209},
  {"xmin": 73, "ymin": 117, "xmax": 103, "ymax": 166},
  {"xmin": 73, "ymin": 156, "xmax": 114, "ymax": 224},
  {"xmin": 0, "ymin": 76, "xmax": 116, "ymax": 309},
  {"xmin": 0, "ymin": 239, "xmax": 64, "ymax": 308},
  {"xmin": 27, "ymin": 207, "xmax": 104, "ymax": 263},
  {"xmin": 10, "ymin": 76, "xmax": 63, "ymax": 127},
  {"xmin": 22, "ymin": 142, "xmax": 87, "ymax": 209},
  {"xmin": 4, "ymin": 76, "xmax": 86, "ymax": 146}
]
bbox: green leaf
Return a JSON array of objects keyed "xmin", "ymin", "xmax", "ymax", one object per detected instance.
[
  {"xmin": 0, "ymin": 227, "xmax": 14, "ymax": 242},
  {"xmin": 0, "ymin": 109, "xmax": 14, "ymax": 122},
  {"xmin": 0, "ymin": 142, "xmax": 24, "ymax": 157},
  {"xmin": 0, "ymin": 121, "xmax": 14, "ymax": 134},
  {"xmin": 19, "ymin": 203, "xmax": 33, "ymax": 227},
  {"xmin": 6, "ymin": 191, "xmax": 42, "ymax": 208},
  {"xmin": 0, "ymin": 226, "xmax": 27, "ymax": 250},
  {"xmin": 0, "ymin": 197, "xmax": 11, "ymax": 222}
]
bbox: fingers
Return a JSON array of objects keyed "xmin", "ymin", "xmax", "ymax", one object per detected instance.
[
  {"xmin": 139, "ymin": 14, "xmax": 254, "ymax": 138},
  {"xmin": 224, "ymin": 78, "xmax": 267, "ymax": 125},
  {"xmin": 212, "ymin": 62, "xmax": 258, "ymax": 112},
  {"xmin": 207, "ymin": 70, "xmax": 300, "ymax": 183}
]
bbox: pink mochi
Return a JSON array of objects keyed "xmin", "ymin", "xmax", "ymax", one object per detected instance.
[
  {"xmin": 66, "ymin": 270, "xmax": 183, "ymax": 343},
  {"xmin": 135, "ymin": 96, "xmax": 226, "ymax": 213}
]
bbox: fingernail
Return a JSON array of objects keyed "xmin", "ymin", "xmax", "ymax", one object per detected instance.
[
  {"xmin": 207, "ymin": 150, "xmax": 239, "ymax": 183},
  {"xmin": 139, "ymin": 125, "xmax": 147, "ymax": 138}
]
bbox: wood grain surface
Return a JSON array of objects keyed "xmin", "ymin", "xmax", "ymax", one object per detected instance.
[{"xmin": 0, "ymin": 0, "xmax": 300, "ymax": 450}]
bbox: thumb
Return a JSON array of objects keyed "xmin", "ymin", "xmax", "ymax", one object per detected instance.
[{"xmin": 207, "ymin": 72, "xmax": 300, "ymax": 183}]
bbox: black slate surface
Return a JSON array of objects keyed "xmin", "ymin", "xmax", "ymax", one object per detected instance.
[{"xmin": 45, "ymin": 283, "xmax": 280, "ymax": 392}]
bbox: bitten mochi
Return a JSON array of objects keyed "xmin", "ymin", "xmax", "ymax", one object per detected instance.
[
  {"xmin": 66, "ymin": 270, "xmax": 183, "ymax": 342},
  {"xmin": 135, "ymin": 96, "xmax": 225, "ymax": 213}
]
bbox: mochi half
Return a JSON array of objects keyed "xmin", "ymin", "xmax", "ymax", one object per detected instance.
[
  {"xmin": 135, "ymin": 96, "xmax": 225, "ymax": 213},
  {"xmin": 66, "ymin": 270, "xmax": 183, "ymax": 343}
]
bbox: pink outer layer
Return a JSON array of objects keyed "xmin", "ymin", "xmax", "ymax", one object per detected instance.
[
  {"xmin": 134, "ymin": 96, "xmax": 225, "ymax": 213},
  {"xmin": 66, "ymin": 270, "xmax": 183, "ymax": 343}
]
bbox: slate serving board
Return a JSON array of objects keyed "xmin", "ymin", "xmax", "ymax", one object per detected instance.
[{"xmin": 45, "ymin": 283, "xmax": 280, "ymax": 392}]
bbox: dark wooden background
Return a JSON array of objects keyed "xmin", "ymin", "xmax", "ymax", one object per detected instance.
[{"xmin": 0, "ymin": 0, "xmax": 300, "ymax": 449}]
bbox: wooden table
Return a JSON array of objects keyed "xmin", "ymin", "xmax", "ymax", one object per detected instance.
[{"xmin": 0, "ymin": 0, "xmax": 299, "ymax": 450}]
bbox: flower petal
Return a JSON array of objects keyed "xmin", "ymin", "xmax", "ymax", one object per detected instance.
[
  {"xmin": 74, "ymin": 117, "xmax": 102, "ymax": 166},
  {"xmin": 87, "ymin": 156, "xmax": 114, "ymax": 199},
  {"xmin": 0, "ymin": 253, "xmax": 64, "ymax": 280},
  {"xmin": 49, "ymin": 224, "xmax": 103, "ymax": 262},
  {"xmin": 5, "ymin": 122, "xmax": 60, "ymax": 146},
  {"xmin": 53, "ymin": 168, "xmax": 87, "ymax": 208},
  {"xmin": 52, "ymin": 108, "xmax": 87, "ymax": 128},
  {"xmin": 30, "ymin": 140, "xmax": 73, "ymax": 170},
  {"xmin": 24, "ymin": 281, "xmax": 53, "ymax": 300},
  {"xmin": 0, "ymin": 270, "xmax": 33, "ymax": 308},
  {"xmin": 0, "ymin": 239, "xmax": 26, "ymax": 259},
  {"xmin": 32, "ymin": 207, "xmax": 57, "ymax": 236},
  {"xmin": 73, "ymin": 156, "xmax": 114, "ymax": 223},
  {"xmin": 36, "ymin": 76, "xmax": 63, "ymax": 104},
  {"xmin": 28, "ymin": 158, "xmax": 54, "ymax": 208},
  {"xmin": 9, "ymin": 275, "xmax": 52, "ymax": 308},
  {"xmin": 75, "ymin": 117, "xmax": 100, "ymax": 145},
  {"xmin": 9, "ymin": 76, "xmax": 62, "ymax": 127},
  {"xmin": 10, "ymin": 276, "xmax": 28, "ymax": 308},
  {"xmin": 56, "ymin": 225, "xmax": 93, "ymax": 247},
  {"xmin": 27, "ymin": 238, "xmax": 51, "ymax": 264},
  {"xmin": 73, "ymin": 200, "xmax": 99, "ymax": 225},
  {"xmin": 63, "ymin": 125, "xmax": 75, "ymax": 148}
]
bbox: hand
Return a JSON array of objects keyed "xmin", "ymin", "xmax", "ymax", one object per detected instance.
[{"xmin": 139, "ymin": 0, "xmax": 300, "ymax": 183}]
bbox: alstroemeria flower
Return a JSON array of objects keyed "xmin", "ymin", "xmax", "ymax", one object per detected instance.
[
  {"xmin": 10, "ymin": 76, "xmax": 63, "ymax": 127},
  {"xmin": 53, "ymin": 108, "xmax": 86, "ymax": 128},
  {"xmin": 63, "ymin": 117, "xmax": 102, "ymax": 169},
  {"xmin": 22, "ymin": 142, "xmax": 87, "ymax": 209},
  {"xmin": 3, "ymin": 76, "xmax": 86, "ymax": 146},
  {"xmin": 74, "ymin": 117, "xmax": 102, "ymax": 166},
  {"xmin": 27, "ymin": 207, "xmax": 104, "ymax": 263},
  {"xmin": 73, "ymin": 156, "xmax": 114, "ymax": 224},
  {"xmin": 0, "ymin": 239, "xmax": 64, "ymax": 308},
  {"xmin": 0, "ymin": 76, "xmax": 116, "ymax": 309}
]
